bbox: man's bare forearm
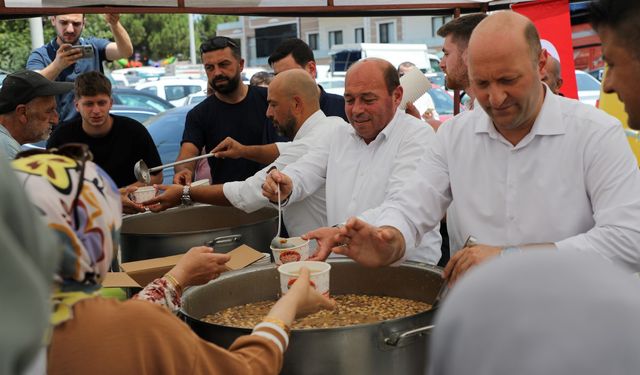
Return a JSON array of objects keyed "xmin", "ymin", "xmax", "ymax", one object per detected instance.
[
  {"xmin": 190, "ymin": 184, "xmax": 232, "ymax": 206},
  {"xmin": 244, "ymin": 144, "xmax": 280, "ymax": 165}
]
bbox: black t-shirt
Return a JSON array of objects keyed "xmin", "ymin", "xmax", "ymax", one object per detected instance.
[
  {"xmin": 182, "ymin": 85, "xmax": 282, "ymax": 184},
  {"xmin": 319, "ymin": 86, "xmax": 348, "ymax": 122},
  {"xmin": 47, "ymin": 115, "xmax": 162, "ymax": 188}
]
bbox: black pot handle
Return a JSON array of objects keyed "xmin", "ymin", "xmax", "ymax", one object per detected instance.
[{"xmin": 205, "ymin": 234, "xmax": 243, "ymax": 246}]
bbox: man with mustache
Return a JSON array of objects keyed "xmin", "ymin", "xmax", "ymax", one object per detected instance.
[
  {"xmin": 297, "ymin": 12, "xmax": 640, "ymax": 281},
  {"xmin": 27, "ymin": 14, "xmax": 133, "ymax": 123},
  {"xmin": 262, "ymin": 58, "xmax": 442, "ymax": 265},
  {"xmin": 174, "ymin": 36, "xmax": 281, "ymax": 186},
  {"xmin": 47, "ymin": 71, "xmax": 162, "ymax": 214},
  {"xmin": 144, "ymin": 69, "xmax": 345, "ymax": 239},
  {"xmin": 0, "ymin": 70, "xmax": 72, "ymax": 159}
]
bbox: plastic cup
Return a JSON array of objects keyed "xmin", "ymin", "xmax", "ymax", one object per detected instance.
[
  {"xmin": 131, "ymin": 186, "xmax": 156, "ymax": 203},
  {"xmin": 270, "ymin": 236, "xmax": 310, "ymax": 265},
  {"xmin": 278, "ymin": 260, "xmax": 331, "ymax": 297}
]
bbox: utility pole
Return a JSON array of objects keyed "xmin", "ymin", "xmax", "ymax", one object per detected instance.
[
  {"xmin": 188, "ymin": 14, "xmax": 196, "ymax": 64},
  {"xmin": 29, "ymin": 17, "xmax": 44, "ymax": 50}
]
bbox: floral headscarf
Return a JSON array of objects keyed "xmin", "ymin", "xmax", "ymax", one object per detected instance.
[{"xmin": 12, "ymin": 153, "xmax": 122, "ymax": 292}]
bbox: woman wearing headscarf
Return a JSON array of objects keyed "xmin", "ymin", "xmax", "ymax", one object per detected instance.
[
  {"xmin": 12, "ymin": 150, "xmax": 334, "ymax": 375},
  {"xmin": 428, "ymin": 251, "xmax": 640, "ymax": 375}
]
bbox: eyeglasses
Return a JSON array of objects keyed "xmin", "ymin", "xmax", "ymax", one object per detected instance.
[
  {"xmin": 200, "ymin": 36, "xmax": 239, "ymax": 54},
  {"xmin": 16, "ymin": 143, "xmax": 93, "ymax": 230}
]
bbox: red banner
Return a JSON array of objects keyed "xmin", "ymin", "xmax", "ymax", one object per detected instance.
[{"xmin": 513, "ymin": 0, "xmax": 578, "ymax": 99}]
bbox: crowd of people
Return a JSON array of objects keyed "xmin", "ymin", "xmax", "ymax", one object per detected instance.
[{"xmin": 3, "ymin": 0, "xmax": 640, "ymax": 373}]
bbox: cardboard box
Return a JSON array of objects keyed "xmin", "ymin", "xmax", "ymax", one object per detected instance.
[{"xmin": 103, "ymin": 245, "xmax": 266, "ymax": 288}]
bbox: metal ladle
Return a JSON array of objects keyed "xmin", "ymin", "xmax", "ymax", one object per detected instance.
[
  {"xmin": 134, "ymin": 153, "xmax": 216, "ymax": 184},
  {"xmin": 270, "ymin": 180, "xmax": 293, "ymax": 249}
]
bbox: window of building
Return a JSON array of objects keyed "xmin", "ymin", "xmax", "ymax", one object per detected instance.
[
  {"xmin": 308, "ymin": 33, "xmax": 319, "ymax": 50},
  {"xmin": 432, "ymin": 16, "xmax": 453, "ymax": 38},
  {"xmin": 378, "ymin": 22, "xmax": 395, "ymax": 43},
  {"xmin": 355, "ymin": 27, "xmax": 365, "ymax": 43},
  {"xmin": 329, "ymin": 30, "xmax": 343, "ymax": 48},
  {"xmin": 255, "ymin": 23, "xmax": 297, "ymax": 58}
]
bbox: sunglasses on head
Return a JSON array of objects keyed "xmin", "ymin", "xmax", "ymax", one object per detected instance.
[
  {"xmin": 16, "ymin": 143, "xmax": 93, "ymax": 230},
  {"xmin": 200, "ymin": 36, "xmax": 238, "ymax": 54}
]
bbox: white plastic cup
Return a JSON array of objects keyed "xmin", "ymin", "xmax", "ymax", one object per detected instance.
[
  {"xmin": 131, "ymin": 186, "xmax": 156, "ymax": 203},
  {"xmin": 270, "ymin": 236, "xmax": 310, "ymax": 265},
  {"xmin": 278, "ymin": 260, "xmax": 331, "ymax": 297}
]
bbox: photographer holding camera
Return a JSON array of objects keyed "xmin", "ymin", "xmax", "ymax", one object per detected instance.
[{"xmin": 26, "ymin": 14, "xmax": 133, "ymax": 123}]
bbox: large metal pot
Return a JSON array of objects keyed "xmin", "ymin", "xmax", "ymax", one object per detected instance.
[
  {"xmin": 181, "ymin": 259, "xmax": 442, "ymax": 375},
  {"xmin": 119, "ymin": 204, "xmax": 277, "ymax": 263}
]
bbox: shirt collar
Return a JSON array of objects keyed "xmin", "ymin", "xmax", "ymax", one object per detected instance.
[
  {"xmin": 347, "ymin": 109, "xmax": 401, "ymax": 144},
  {"xmin": 294, "ymin": 110, "xmax": 326, "ymax": 141},
  {"xmin": 474, "ymin": 84, "xmax": 566, "ymax": 140}
]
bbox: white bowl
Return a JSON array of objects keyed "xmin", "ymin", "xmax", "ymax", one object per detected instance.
[
  {"xmin": 270, "ymin": 236, "xmax": 310, "ymax": 265},
  {"xmin": 131, "ymin": 186, "xmax": 156, "ymax": 203},
  {"xmin": 278, "ymin": 260, "xmax": 331, "ymax": 297}
]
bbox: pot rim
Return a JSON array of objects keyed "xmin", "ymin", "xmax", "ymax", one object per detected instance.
[
  {"xmin": 121, "ymin": 204, "xmax": 278, "ymax": 236},
  {"xmin": 181, "ymin": 259, "xmax": 442, "ymax": 332}
]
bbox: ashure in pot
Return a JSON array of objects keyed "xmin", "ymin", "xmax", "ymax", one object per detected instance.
[{"xmin": 181, "ymin": 259, "xmax": 443, "ymax": 375}]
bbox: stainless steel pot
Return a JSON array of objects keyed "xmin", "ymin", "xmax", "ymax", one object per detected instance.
[
  {"xmin": 181, "ymin": 259, "xmax": 443, "ymax": 375},
  {"xmin": 119, "ymin": 204, "xmax": 277, "ymax": 263}
]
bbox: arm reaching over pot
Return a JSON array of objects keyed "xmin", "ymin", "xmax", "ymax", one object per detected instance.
[
  {"xmin": 134, "ymin": 246, "xmax": 230, "ymax": 311},
  {"xmin": 264, "ymin": 267, "xmax": 336, "ymax": 327},
  {"xmin": 332, "ymin": 217, "xmax": 406, "ymax": 267}
]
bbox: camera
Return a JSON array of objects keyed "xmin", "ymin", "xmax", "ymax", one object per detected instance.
[{"xmin": 70, "ymin": 45, "xmax": 94, "ymax": 59}]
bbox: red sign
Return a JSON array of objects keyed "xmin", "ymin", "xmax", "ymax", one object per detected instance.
[{"xmin": 513, "ymin": 0, "xmax": 578, "ymax": 99}]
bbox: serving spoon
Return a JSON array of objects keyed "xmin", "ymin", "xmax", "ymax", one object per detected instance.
[
  {"xmin": 270, "ymin": 178, "xmax": 293, "ymax": 249},
  {"xmin": 134, "ymin": 153, "xmax": 216, "ymax": 184}
]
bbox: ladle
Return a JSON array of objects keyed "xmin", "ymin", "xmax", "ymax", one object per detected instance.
[
  {"xmin": 270, "ymin": 181, "xmax": 291, "ymax": 249},
  {"xmin": 134, "ymin": 153, "xmax": 216, "ymax": 184}
]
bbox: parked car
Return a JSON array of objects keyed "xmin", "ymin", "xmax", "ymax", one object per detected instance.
[
  {"xmin": 109, "ymin": 104, "xmax": 160, "ymax": 123},
  {"xmin": 575, "ymin": 69, "xmax": 601, "ymax": 107},
  {"xmin": 23, "ymin": 104, "xmax": 162, "ymax": 151},
  {"xmin": 135, "ymin": 77, "xmax": 208, "ymax": 107},
  {"xmin": 184, "ymin": 91, "xmax": 208, "ymax": 106},
  {"xmin": 317, "ymin": 77, "xmax": 345, "ymax": 96},
  {"xmin": 588, "ymin": 67, "xmax": 604, "ymax": 82},
  {"xmin": 144, "ymin": 105, "xmax": 195, "ymax": 184},
  {"xmin": 427, "ymin": 85, "xmax": 455, "ymax": 121},
  {"xmin": 112, "ymin": 87, "xmax": 175, "ymax": 112}
]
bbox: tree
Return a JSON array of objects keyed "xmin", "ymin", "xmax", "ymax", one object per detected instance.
[{"xmin": 0, "ymin": 13, "xmax": 238, "ymax": 71}]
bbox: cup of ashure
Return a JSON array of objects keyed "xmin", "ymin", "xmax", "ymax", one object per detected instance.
[
  {"xmin": 270, "ymin": 236, "xmax": 310, "ymax": 265},
  {"xmin": 278, "ymin": 260, "xmax": 331, "ymax": 297}
]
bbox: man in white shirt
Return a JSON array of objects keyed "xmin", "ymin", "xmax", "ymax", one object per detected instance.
[
  {"xmin": 145, "ymin": 69, "xmax": 344, "ymax": 237},
  {"xmin": 320, "ymin": 12, "xmax": 640, "ymax": 281},
  {"xmin": 262, "ymin": 58, "xmax": 442, "ymax": 265}
]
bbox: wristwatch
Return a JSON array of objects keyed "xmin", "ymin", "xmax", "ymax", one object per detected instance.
[{"xmin": 181, "ymin": 184, "xmax": 193, "ymax": 206}]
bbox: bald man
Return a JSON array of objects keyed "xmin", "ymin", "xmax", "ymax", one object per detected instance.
[
  {"xmin": 541, "ymin": 54, "xmax": 563, "ymax": 95},
  {"xmin": 144, "ymin": 69, "xmax": 346, "ymax": 238},
  {"xmin": 312, "ymin": 12, "xmax": 640, "ymax": 279},
  {"xmin": 262, "ymin": 58, "xmax": 442, "ymax": 265}
]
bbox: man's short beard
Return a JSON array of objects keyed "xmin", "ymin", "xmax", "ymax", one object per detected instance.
[
  {"xmin": 211, "ymin": 73, "xmax": 241, "ymax": 95},
  {"xmin": 275, "ymin": 116, "xmax": 297, "ymax": 140}
]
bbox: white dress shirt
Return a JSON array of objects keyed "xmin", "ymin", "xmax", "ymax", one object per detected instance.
[
  {"xmin": 374, "ymin": 91, "xmax": 640, "ymax": 270},
  {"xmin": 283, "ymin": 110, "xmax": 442, "ymax": 264},
  {"xmin": 224, "ymin": 110, "xmax": 344, "ymax": 237}
]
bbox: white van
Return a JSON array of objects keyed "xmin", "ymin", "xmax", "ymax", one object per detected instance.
[{"xmin": 329, "ymin": 43, "xmax": 439, "ymax": 74}]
